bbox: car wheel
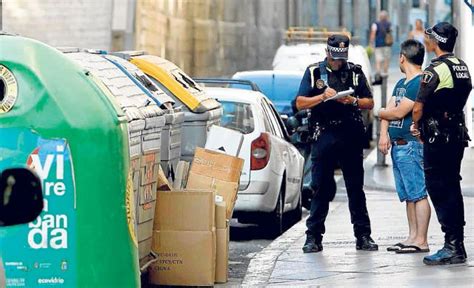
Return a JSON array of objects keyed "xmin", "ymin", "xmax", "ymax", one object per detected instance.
[{"xmin": 267, "ymin": 182, "xmax": 284, "ymax": 238}]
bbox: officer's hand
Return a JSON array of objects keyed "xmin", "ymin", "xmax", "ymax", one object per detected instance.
[
  {"xmin": 378, "ymin": 133, "xmax": 391, "ymax": 155},
  {"xmin": 336, "ymin": 96, "xmax": 354, "ymax": 105},
  {"xmin": 410, "ymin": 123, "xmax": 421, "ymax": 137},
  {"xmin": 322, "ymin": 88, "xmax": 337, "ymax": 100}
]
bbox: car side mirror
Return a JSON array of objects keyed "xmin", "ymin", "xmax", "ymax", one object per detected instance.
[
  {"xmin": 0, "ymin": 168, "xmax": 44, "ymax": 227},
  {"xmin": 280, "ymin": 114, "xmax": 289, "ymax": 122}
]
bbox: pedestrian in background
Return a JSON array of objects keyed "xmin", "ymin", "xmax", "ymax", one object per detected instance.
[
  {"xmin": 411, "ymin": 22, "xmax": 472, "ymax": 265},
  {"xmin": 409, "ymin": 19, "xmax": 429, "ymax": 68},
  {"xmin": 378, "ymin": 39, "xmax": 431, "ymax": 254},
  {"xmin": 295, "ymin": 34, "xmax": 378, "ymax": 254},
  {"xmin": 370, "ymin": 10, "xmax": 393, "ymax": 80}
]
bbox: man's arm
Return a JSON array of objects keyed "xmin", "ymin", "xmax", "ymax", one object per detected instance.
[
  {"xmin": 378, "ymin": 119, "xmax": 391, "ymax": 155},
  {"xmin": 369, "ymin": 23, "xmax": 377, "ymax": 46},
  {"xmin": 379, "ymin": 97, "xmax": 415, "ymax": 120},
  {"xmin": 296, "ymin": 88, "xmax": 336, "ymax": 110},
  {"xmin": 412, "ymin": 101, "xmax": 424, "ymax": 124},
  {"xmin": 295, "ymin": 66, "xmax": 336, "ymax": 110},
  {"xmin": 378, "ymin": 96, "xmax": 395, "ymax": 154}
]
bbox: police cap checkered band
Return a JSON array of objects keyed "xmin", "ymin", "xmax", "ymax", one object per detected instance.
[
  {"xmin": 425, "ymin": 22, "xmax": 458, "ymax": 45},
  {"xmin": 328, "ymin": 46, "xmax": 349, "ymax": 53},
  {"xmin": 327, "ymin": 34, "xmax": 350, "ymax": 60},
  {"xmin": 425, "ymin": 28, "xmax": 447, "ymax": 43}
]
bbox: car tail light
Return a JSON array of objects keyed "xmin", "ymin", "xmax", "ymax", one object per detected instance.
[{"xmin": 251, "ymin": 133, "xmax": 271, "ymax": 170}]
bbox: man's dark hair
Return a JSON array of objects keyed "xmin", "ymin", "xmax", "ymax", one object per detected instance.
[{"xmin": 400, "ymin": 39, "xmax": 425, "ymax": 66}]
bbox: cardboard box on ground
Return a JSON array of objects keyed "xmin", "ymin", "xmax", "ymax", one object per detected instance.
[
  {"xmin": 150, "ymin": 145, "xmax": 243, "ymax": 285},
  {"xmin": 187, "ymin": 147, "xmax": 244, "ymax": 219}
]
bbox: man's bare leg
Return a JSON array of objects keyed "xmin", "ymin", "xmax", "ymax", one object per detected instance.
[
  {"xmin": 413, "ymin": 198, "xmax": 431, "ymax": 249},
  {"xmin": 405, "ymin": 202, "xmax": 417, "ymax": 244}
]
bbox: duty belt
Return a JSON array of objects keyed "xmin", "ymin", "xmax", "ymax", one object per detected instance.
[{"xmin": 327, "ymin": 120, "xmax": 344, "ymax": 126}]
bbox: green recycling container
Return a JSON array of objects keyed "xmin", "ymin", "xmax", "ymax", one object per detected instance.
[{"xmin": 0, "ymin": 34, "xmax": 140, "ymax": 287}]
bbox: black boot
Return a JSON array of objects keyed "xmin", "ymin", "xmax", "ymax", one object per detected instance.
[
  {"xmin": 423, "ymin": 239, "xmax": 467, "ymax": 265},
  {"xmin": 302, "ymin": 234, "xmax": 323, "ymax": 253},
  {"xmin": 356, "ymin": 235, "xmax": 378, "ymax": 251}
]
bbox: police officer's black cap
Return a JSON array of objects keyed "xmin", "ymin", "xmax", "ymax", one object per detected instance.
[
  {"xmin": 425, "ymin": 22, "xmax": 458, "ymax": 45},
  {"xmin": 327, "ymin": 34, "xmax": 350, "ymax": 60}
]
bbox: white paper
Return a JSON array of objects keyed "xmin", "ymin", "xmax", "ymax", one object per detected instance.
[{"xmin": 323, "ymin": 88, "xmax": 355, "ymax": 102}]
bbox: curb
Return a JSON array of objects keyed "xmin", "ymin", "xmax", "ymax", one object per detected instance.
[{"xmin": 242, "ymin": 204, "xmax": 342, "ymax": 286}]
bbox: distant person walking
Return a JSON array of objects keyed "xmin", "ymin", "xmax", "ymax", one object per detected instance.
[
  {"xmin": 378, "ymin": 39, "xmax": 431, "ymax": 254},
  {"xmin": 409, "ymin": 19, "xmax": 429, "ymax": 68},
  {"xmin": 370, "ymin": 10, "xmax": 393, "ymax": 78}
]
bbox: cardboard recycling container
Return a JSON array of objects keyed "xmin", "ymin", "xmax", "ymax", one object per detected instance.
[{"xmin": 187, "ymin": 147, "xmax": 245, "ymax": 219}]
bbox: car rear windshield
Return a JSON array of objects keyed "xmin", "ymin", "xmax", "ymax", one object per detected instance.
[{"xmin": 220, "ymin": 101, "xmax": 255, "ymax": 134}]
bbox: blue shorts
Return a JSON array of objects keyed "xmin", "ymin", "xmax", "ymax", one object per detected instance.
[{"xmin": 391, "ymin": 141, "xmax": 427, "ymax": 202}]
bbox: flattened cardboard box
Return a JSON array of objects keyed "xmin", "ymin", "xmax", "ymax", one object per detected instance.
[
  {"xmin": 215, "ymin": 200, "xmax": 227, "ymax": 229},
  {"xmin": 191, "ymin": 147, "xmax": 244, "ymax": 183},
  {"xmin": 205, "ymin": 125, "xmax": 244, "ymax": 157},
  {"xmin": 215, "ymin": 201, "xmax": 229, "ymax": 283},
  {"xmin": 154, "ymin": 190, "xmax": 215, "ymax": 231},
  {"xmin": 215, "ymin": 224, "xmax": 229, "ymax": 283},
  {"xmin": 157, "ymin": 165, "xmax": 171, "ymax": 191},
  {"xmin": 187, "ymin": 173, "xmax": 239, "ymax": 220},
  {"xmin": 187, "ymin": 148, "xmax": 244, "ymax": 219},
  {"xmin": 150, "ymin": 230, "xmax": 216, "ymax": 286}
]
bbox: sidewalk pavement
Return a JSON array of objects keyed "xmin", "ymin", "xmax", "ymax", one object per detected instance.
[
  {"xmin": 364, "ymin": 146, "xmax": 474, "ymax": 196},
  {"xmin": 243, "ymin": 190, "xmax": 474, "ymax": 287}
]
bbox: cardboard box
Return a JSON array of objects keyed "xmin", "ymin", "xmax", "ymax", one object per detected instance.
[
  {"xmin": 150, "ymin": 230, "xmax": 216, "ymax": 286},
  {"xmin": 205, "ymin": 125, "xmax": 244, "ymax": 157},
  {"xmin": 215, "ymin": 200, "xmax": 227, "ymax": 229},
  {"xmin": 190, "ymin": 148, "xmax": 244, "ymax": 183},
  {"xmin": 187, "ymin": 148, "xmax": 244, "ymax": 219},
  {"xmin": 215, "ymin": 224, "xmax": 229, "ymax": 283},
  {"xmin": 174, "ymin": 160, "xmax": 190, "ymax": 190},
  {"xmin": 154, "ymin": 190, "xmax": 215, "ymax": 231},
  {"xmin": 188, "ymin": 174, "xmax": 239, "ymax": 220},
  {"xmin": 157, "ymin": 165, "xmax": 171, "ymax": 191}
]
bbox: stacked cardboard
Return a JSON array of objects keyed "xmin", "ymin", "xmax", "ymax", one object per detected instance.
[
  {"xmin": 187, "ymin": 147, "xmax": 244, "ymax": 219},
  {"xmin": 150, "ymin": 148, "xmax": 243, "ymax": 285},
  {"xmin": 150, "ymin": 190, "xmax": 216, "ymax": 286},
  {"xmin": 215, "ymin": 199, "xmax": 229, "ymax": 283}
]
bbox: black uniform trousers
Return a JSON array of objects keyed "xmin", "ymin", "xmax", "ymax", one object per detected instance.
[
  {"xmin": 424, "ymin": 141, "xmax": 466, "ymax": 242},
  {"xmin": 306, "ymin": 125, "xmax": 371, "ymax": 241}
]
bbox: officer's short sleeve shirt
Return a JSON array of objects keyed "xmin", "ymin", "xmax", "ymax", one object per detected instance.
[
  {"xmin": 297, "ymin": 67, "xmax": 314, "ymax": 97},
  {"xmin": 354, "ymin": 71, "xmax": 373, "ymax": 99},
  {"xmin": 416, "ymin": 65, "xmax": 440, "ymax": 104}
]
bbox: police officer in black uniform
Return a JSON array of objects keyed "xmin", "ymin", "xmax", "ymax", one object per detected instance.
[
  {"xmin": 411, "ymin": 22, "xmax": 472, "ymax": 265},
  {"xmin": 295, "ymin": 34, "xmax": 378, "ymax": 253}
]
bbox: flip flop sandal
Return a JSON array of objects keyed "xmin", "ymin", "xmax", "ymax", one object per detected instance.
[
  {"xmin": 387, "ymin": 243, "xmax": 406, "ymax": 251},
  {"xmin": 395, "ymin": 245, "xmax": 430, "ymax": 254}
]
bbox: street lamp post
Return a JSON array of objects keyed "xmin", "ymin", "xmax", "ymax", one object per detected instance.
[{"xmin": 376, "ymin": 74, "xmax": 389, "ymax": 166}]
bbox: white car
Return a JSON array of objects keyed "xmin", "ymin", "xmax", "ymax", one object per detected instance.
[
  {"xmin": 272, "ymin": 43, "xmax": 373, "ymax": 80},
  {"xmin": 204, "ymin": 86, "xmax": 305, "ymax": 236}
]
